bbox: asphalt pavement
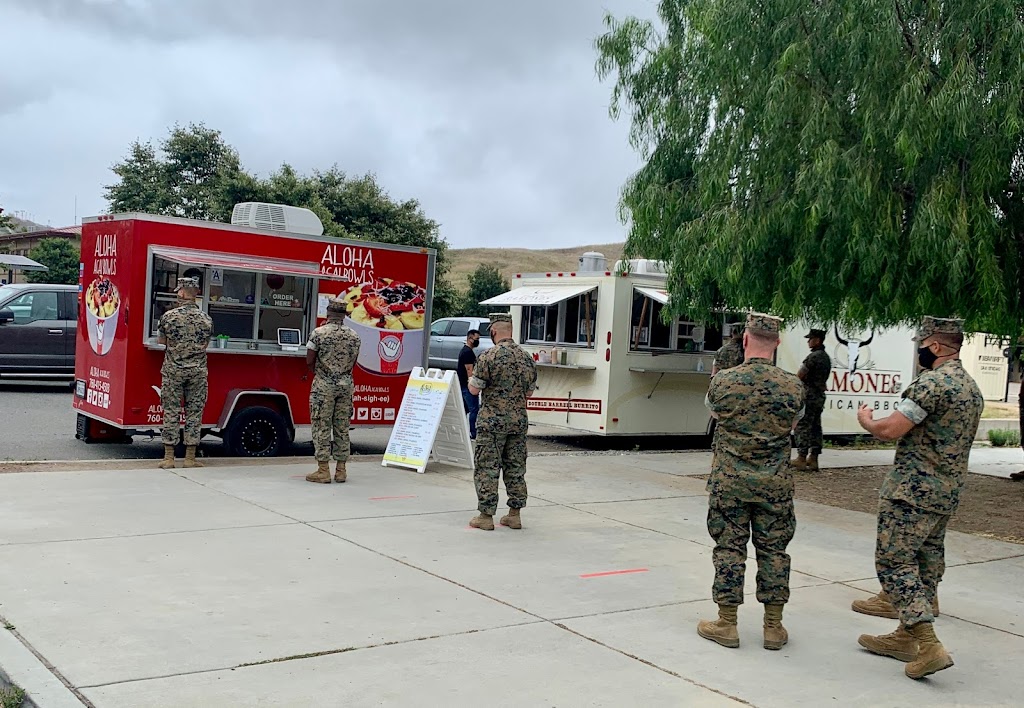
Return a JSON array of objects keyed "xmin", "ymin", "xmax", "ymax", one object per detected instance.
[{"xmin": 0, "ymin": 382, "xmax": 711, "ymax": 462}]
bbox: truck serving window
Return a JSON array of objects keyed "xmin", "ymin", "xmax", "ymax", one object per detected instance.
[
  {"xmin": 148, "ymin": 255, "xmax": 314, "ymax": 345},
  {"xmin": 630, "ymin": 290, "xmax": 723, "ymax": 353},
  {"xmin": 522, "ymin": 290, "xmax": 597, "ymax": 348}
]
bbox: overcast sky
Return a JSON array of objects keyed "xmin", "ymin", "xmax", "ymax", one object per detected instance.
[{"xmin": 0, "ymin": 0, "xmax": 656, "ymax": 249}]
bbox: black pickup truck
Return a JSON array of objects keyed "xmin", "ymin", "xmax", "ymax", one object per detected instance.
[{"xmin": 0, "ymin": 283, "xmax": 78, "ymax": 380}]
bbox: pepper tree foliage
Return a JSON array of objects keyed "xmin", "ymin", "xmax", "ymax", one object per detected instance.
[
  {"xmin": 105, "ymin": 124, "xmax": 460, "ymax": 318},
  {"xmin": 596, "ymin": 1, "xmax": 1024, "ymax": 335}
]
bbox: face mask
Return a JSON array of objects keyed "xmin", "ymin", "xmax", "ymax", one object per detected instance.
[
  {"xmin": 471, "ymin": 339, "xmax": 479, "ymax": 348},
  {"xmin": 917, "ymin": 345, "xmax": 938, "ymax": 369}
]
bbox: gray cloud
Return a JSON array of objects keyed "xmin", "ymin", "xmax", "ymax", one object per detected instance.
[{"xmin": 0, "ymin": 0, "xmax": 656, "ymax": 248}]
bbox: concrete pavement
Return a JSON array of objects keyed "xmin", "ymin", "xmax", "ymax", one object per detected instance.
[{"xmin": 0, "ymin": 451, "xmax": 1021, "ymax": 707}]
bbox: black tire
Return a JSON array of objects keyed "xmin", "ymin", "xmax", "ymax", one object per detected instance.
[{"xmin": 223, "ymin": 406, "xmax": 289, "ymax": 457}]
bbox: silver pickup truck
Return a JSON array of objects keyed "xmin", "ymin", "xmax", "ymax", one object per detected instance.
[
  {"xmin": 0, "ymin": 283, "xmax": 79, "ymax": 379},
  {"xmin": 427, "ymin": 316, "xmax": 493, "ymax": 370}
]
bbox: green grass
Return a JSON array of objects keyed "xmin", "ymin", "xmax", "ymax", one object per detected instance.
[{"xmin": 0, "ymin": 685, "xmax": 26, "ymax": 708}]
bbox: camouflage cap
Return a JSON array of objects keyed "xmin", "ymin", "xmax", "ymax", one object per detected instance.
[
  {"xmin": 489, "ymin": 312, "xmax": 513, "ymax": 324},
  {"xmin": 175, "ymin": 276, "xmax": 200, "ymax": 291},
  {"xmin": 914, "ymin": 316, "xmax": 964, "ymax": 342},
  {"xmin": 326, "ymin": 297, "xmax": 347, "ymax": 315},
  {"xmin": 746, "ymin": 312, "xmax": 782, "ymax": 334}
]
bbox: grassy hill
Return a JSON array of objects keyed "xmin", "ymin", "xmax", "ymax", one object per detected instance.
[{"xmin": 448, "ymin": 242, "xmax": 625, "ymax": 290}]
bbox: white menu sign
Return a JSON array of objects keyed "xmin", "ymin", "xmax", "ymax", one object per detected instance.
[{"xmin": 382, "ymin": 368, "xmax": 474, "ymax": 473}]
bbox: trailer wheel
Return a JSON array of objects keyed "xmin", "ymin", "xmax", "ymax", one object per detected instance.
[{"xmin": 223, "ymin": 406, "xmax": 289, "ymax": 457}]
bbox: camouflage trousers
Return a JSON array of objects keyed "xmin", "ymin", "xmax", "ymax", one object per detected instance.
[
  {"xmin": 473, "ymin": 430, "xmax": 528, "ymax": 515},
  {"xmin": 794, "ymin": 396, "xmax": 825, "ymax": 455},
  {"xmin": 875, "ymin": 499, "xmax": 949, "ymax": 627},
  {"xmin": 707, "ymin": 496, "xmax": 796, "ymax": 606},
  {"xmin": 309, "ymin": 376, "xmax": 354, "ymax": 463},
  {"xmin": 160, "ymin": 366, "xmax": 208, "ymax": 446}
]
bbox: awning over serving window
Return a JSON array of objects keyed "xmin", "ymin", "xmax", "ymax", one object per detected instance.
[
  {"xmin": 634, "ymin": 286, "xmax": 670, "ymax": 305},
  {"xmin": 151, "ymin": 246, "xmax": 347, "ymax": 281},
  {"xmin": 0, "ymin": 254, "xmax": 48, "ymax": 271},
  {"xmin": 481, "ymin": 284, "xmax": 596, "ymax": 307}
]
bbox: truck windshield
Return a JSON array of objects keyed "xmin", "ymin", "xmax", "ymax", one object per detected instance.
[{"xmin": 0, "ymin": 284, "xmax": 20, "ymax": 304}]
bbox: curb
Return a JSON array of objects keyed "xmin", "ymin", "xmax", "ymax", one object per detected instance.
[{"xmin": 0, "ymin": 625, "xmax": 81, "ymax": 708}]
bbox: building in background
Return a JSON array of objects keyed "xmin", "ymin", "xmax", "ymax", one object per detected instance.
[{"xmin": 0, "ymin": 225, "xmax": 81, "ymax": 284}]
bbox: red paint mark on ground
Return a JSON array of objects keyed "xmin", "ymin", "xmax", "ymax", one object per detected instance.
[
  {"xmin": 368, "ymin": 495, "xmax": 417, "ymax": 501},
  {"xmin": 579, "ymin": 568, "xmax": 649, "ymax": 579}
]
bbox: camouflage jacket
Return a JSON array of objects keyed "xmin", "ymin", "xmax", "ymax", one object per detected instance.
[
  {"xmin": 706, "ymin": 358, "xmax": 805, "ymax": 502},
  {"xmin": 882, "ymin": 360, "xmax": 983, "ymax": 515},
  {"xmin": 158, "ymin": 302, "xmax": 213, "ymax": 370},
  {"xmin": 714, "ymin": 340, "xmax": 744, "ymax": 372},
  {"xmin": 801, "ymin": 347, "xmax": 832, "ymax": 399},
  {"xmin": 307, "ymin": 322, "xmax": 361, "ymax": 384},
  {"xmin": 469, "ymin": 339, "xmax": 537, "ymax": 435}
]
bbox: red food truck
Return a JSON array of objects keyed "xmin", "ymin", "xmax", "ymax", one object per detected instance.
[{"xmin": 72, "ymin": 205, "xmax": 436, "ymax": 456}]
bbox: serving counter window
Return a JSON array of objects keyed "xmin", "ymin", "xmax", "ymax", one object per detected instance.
[
  {"xmin": 629, "ymin": 289, "xmax": 723, "ymax": 353},
  {"xmin": 522, "ymin": 290, "xmax": 597, "ymax": 347},
  {"xmin": 209, "ymin": 270, "xmax": 256, "ymax": 339},
  {"xmin": 147, "ymin": 254, "xmax": 316, "ymax": 346},
  {"xmin": 149, "ymin": 257, "xmax": 207, "ymax": 336}
]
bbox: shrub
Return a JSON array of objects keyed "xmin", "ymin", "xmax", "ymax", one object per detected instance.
[{"xmin": 987, "ymin": 428, "xmax": 1021, "ymax": 447}]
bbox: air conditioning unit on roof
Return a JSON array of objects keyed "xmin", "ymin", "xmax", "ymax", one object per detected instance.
[
  {"xmin": 230, "ymin": 203, "xmax": 324, "ymax": 236},
  {"xmin": 612, "ymin": 258, "xmax": 667, "ymax": 274}
]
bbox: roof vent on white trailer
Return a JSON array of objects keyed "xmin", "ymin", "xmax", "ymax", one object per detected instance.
[
  {"xmin": 613, "ymin": 258, "xmax": 667, "ymax": 275},
  {"xmin": 578, "ymin": 251, "xmax": 607, "ymax": 272},
  {"xmin": 230, "ymin": 203, "xmax": 324, "ymax": 236}
]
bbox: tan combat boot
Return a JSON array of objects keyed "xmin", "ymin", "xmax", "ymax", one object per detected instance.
[
  {"xmin": 905, "ymin": 622, "xmax": 954, "ymax": 679},
  {"xmin": 852, "ymin": 591, "xmax": 940, "ymax": 619},
  {"xmin": 183, "ymin": 446, "xmax": 203, "ymax": 469},
  {"xmin": 469, "ymin": 514, "xmax": 495, "ymax": 531},
  {"xmin": 500, "ymin": 508, "xmax": 522, "ymax": 529},
  {"xmin": 697, "ymin": 604, "xmax": 740, "ymax": 648},
  {"xmin": 157, "ymin": 444, "xmax": 176, "ymax": 470},
  {"xmin": 857, "ymin": 624, "xmax": 918, "ymax": 662},
  {"xmin": 306, "ymin": 461, "xmax": 332, "ymax": 484},
  {"xmin": 763, "ymin": 604, "xmax": 788, "ymax": 650},
  {"xmin": 334, "ymin": 462, "xmax": 347, "ymax": 484},
  {"xmin": 807, "ymin": 453, "xmax": 820, "ymax": 471},
  {"xmin": 792, "ymin": 454, "xmax": 807, "ymax": 470}
]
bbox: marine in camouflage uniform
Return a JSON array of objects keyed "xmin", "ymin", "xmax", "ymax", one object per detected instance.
[
  {"xmin": 157, "ymin": 276, "xmax": 214, "ymax": 470},
  {"xmin": 467, "ymin": 312, "xmax": 537, "ymax": 531},
  {"xmin": 856, "ymin": 317, "xmax": 983, "ymax": 680},
  {"xmin": 712, "ymin": 324, "xmax": 744, "ymax": 375},
  {"xmin": 305, "ymin": 298, "xmax": 361, "ymax": 484},
  {"xmin": 793, "ymin": 327, "xmax": 832, "ymax": 470},
  {"xmin": 699, "ymin": 313, "xmax": 805, "ymax": 651}
]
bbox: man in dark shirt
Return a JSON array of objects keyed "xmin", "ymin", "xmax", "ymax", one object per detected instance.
[{"xmin": 458, "ymin": 329, "xmax": 481, "ymax": 439}]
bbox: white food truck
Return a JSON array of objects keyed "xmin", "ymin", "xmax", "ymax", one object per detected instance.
[{"xmin": 481, "ymin": 253, "xmax": 1007, "ymax": 437}]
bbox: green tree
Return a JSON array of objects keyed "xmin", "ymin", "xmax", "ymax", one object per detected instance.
[
  {"xmin": 0, "ymin": 201, "xmax": 13, "ymax": 231},
  {"xmin": 26, "ymin": 238, "xmax": 80, "ymax": 284},
  {"xmin": 463, "ymin": 264, "xmax": 510, "ymax": 316},
  {"xmin": 596, "ymin": 1, "xmax": 1024, "ymax": 335},
  {"xmin": 105, "ymin": 128, "xmax": 458, "ymax": 318},
  {"xmin": 105, "ymin": 123, "xmax": 244, "ymax": 221}
]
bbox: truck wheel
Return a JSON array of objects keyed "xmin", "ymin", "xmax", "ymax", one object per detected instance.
[{"xmin": 223, "ymin": 406, "xmax": 289, "ymax": 457}]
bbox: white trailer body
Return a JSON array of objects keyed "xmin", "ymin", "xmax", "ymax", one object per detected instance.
[
  {"xmin": 484, "ymin": 257, "xmax": 1008, "ymax": 436},
  {"xmin": 777, "ymin": 324, "xmax": 916, "ymax": 434}
]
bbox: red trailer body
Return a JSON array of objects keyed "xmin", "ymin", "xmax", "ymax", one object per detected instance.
[{"xmin": 72, "ymin": 213, "xmax": 435, "ymax": 456}]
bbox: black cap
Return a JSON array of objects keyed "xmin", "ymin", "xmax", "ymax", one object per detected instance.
[{"xmin": 805, "ymin": 328, "xmax": 826, "ymax": 340}]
